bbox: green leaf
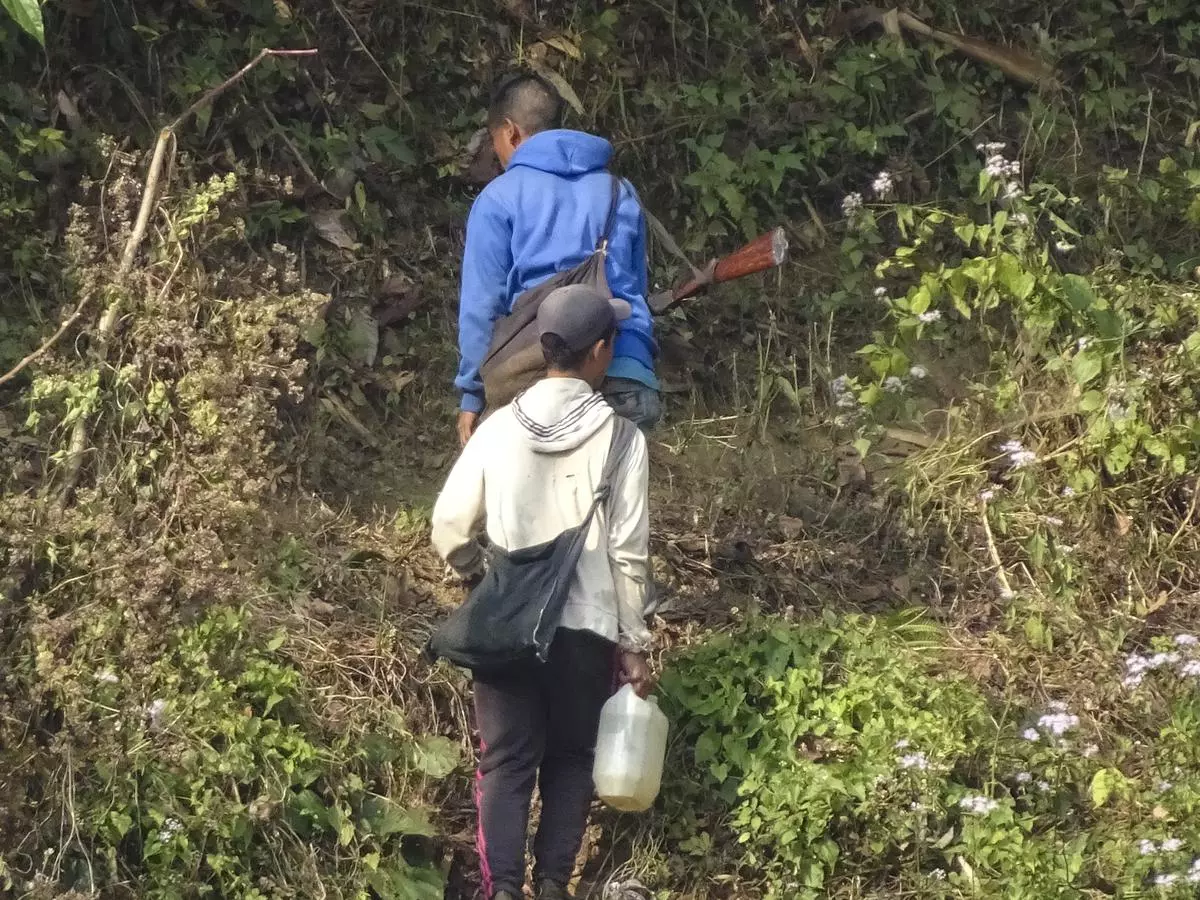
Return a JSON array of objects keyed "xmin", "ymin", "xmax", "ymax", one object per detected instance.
[
  {"xmin": 361, "ymin": 796, "xmax": 436, "ymax": 838},
  {"xmin": 1090, "ymin": 769, "xmax": 1114, "ymax": 807},
  {"xmin": 411, "ymin": 734, "xmax": 460, "ymax": 778},
  {"xmin": 1061, "ymin": 275, "xmax": 1094, "ymax": 312},
  {"xmin": 1, "ymin": 0, "xmax": 44, "ymax": 45},
  {"xmin": 1079, "ymin": 390, "xmax": 1105, "ymax": 413},
  {"xmin": 717, "ymin": 183, "xmax": 745, "ymax": 220},
  {"xmin": 1105, "ymin": 441, "xmax": 1133, "ymax": 475},
  {"xmin": 1143, "ymin": 436, "xmax": 1170, "ymax": 458},
  {"xmin": 1072, "ymin": 350, "xmax": 1103, "ymax": 386}
]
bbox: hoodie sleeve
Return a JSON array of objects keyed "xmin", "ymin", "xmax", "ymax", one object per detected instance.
[
  {"xmin": 431, "ymin": 431, "xmax": 488, "ymax": 579},
  {"xmin": 607, "ymin": 426, "xmax": 653, "ymax": 652},
  {"xmin": 456, "ymin": 189, "xmax": 513, "ymax": 414}
]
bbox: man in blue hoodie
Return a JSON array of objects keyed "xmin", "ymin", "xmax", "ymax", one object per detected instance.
[{"xmin": 455, "ymin": 73, "xmax": 660, "ymax": 446}]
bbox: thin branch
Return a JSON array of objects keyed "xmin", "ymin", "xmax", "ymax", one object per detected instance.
[
  {"xmin": 1137, "ymin": 88, "xmax": 1155, "ymax": 178},
  {"xmin": 0, "ymin": 295, "xmax": 93, "ymax": 388},
  {"xmin": 168, "ymin": 48, "xmax": 318, "ymax": 132},
  {"xmin": 979, "ymin": 498, "xmax": 1015, "ymax": 599},
  {"xmin": 260, "ymin": 101, "xmax": 330, "ymax": 194},
  {"xmin": 327, "ymin": 0, "xmax": 404, "ymax": 99}
]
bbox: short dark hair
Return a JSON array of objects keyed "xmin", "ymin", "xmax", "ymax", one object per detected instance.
[
  {"xmin": 540, "ymin": 326, "xmax": 615, "ymax": 371},
  {"xmin": 488, "ymin": 72, "xmax": 564, "ymax": 134}
]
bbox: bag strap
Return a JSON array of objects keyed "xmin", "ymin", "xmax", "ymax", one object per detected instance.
[
  {"xmin": 574, "ymin": 415, "xmax": 636, "ymax": 536},
  {"xmin": 642, "ymin": 206, "xmax": 708, "ymax": 283},
  {"xmin": 596, "ymin": 414, "xmax": 636, "ymax": 502},
  {"xmin": 596, "ymin": 174, "xmax": 622, "ymax": 254}
]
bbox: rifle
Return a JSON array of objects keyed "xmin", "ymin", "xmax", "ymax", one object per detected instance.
[{"xmin": 647, "ymin": 226, "xmax": 790, "ymax": 315}]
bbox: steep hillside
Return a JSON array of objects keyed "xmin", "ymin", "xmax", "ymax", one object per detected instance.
[{"xmin": 4, "ymin": 1, "xmax": 1200, "ymax": 898}]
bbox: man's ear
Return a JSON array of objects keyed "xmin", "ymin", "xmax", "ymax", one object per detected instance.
[{"xmin": 507, "ymin": 120, "xmax": 526, "ymax": 148}]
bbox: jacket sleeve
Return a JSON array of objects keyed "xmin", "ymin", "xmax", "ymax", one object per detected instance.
[
  {"xmin": 431, "ymin": 434, "xmax": 487, "ymax": 578},
  {"xmin": 455, "ymin": 189, "xmax": 513, "ymax": 414},
  {"xmin": 606, "ymin": 427, "xmax": 653, "ymax": 652}
]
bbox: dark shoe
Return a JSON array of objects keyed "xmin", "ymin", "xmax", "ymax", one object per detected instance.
[{"xmin": 535, "ymin": 879, "xmax": 570, "ymax": 900}]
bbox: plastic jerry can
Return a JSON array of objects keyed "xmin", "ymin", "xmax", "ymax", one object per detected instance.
[{"xmin": 592, "ymin": 684, "xmax": 669, "ymax": 812}]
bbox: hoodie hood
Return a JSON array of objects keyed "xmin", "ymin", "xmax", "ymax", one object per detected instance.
[
  {"xmin": 511, "ymin": 377, "xmax": 613, "ymax": 453},
  {"xmin": 508, "ymin": 129, "xmax": 613, "ymax": 178}
]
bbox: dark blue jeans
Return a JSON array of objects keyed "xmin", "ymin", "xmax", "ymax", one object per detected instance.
[{"xmin": 602, "ymin": 377, "xmax": 662, "ymax": 432}]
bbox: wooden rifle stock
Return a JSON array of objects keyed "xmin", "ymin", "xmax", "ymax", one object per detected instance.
[{"xmin": 648, "ymin": 226, "xmax": 789, "ymax": 314}]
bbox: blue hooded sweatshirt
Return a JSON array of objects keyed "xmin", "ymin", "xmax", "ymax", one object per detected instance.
[{"xmin": 455, "ymin": 129, "xmax": 658, "ymax": 414}]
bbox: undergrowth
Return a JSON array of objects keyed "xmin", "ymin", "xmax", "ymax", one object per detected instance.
[{"xmin": 3, "ymin": 0, "xmax": 1200, "ymax": 898}]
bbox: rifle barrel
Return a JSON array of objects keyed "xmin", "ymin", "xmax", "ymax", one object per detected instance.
[{"xmin": 673, "ymin": 227, "xmax": 789, "ymax": 301}]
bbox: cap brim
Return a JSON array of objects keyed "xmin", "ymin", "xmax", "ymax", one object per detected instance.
[{"xmin": 609, "ymin": 299, "xmax": 632, "ymax": 321}]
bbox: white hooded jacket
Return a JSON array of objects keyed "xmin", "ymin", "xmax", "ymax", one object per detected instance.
[{"xmin": 431, "ymin": 377, "xmax": 652, "ymax": 651}]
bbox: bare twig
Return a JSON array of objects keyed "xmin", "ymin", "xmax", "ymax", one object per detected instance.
[
  {"xmin": 979, "ymin": 497, "xmax": 1015, "ymax": 598},
  {"xmin": 260, "ymin": 101, "xmax": 330, "ymax": 194},
  {"xmin": 55, "ymin": 47, "xmax": 318, "ymax": 509},
  {"xmin": 1137, "ymin": 88, "xmax": 1154, "ymax": 178},
  {"xmin": 0, "ymin": 294, "xmax": 93, "ymax": 388},
  {"xmin": 327, "ymin": 0, "xmax": 405, "ymax": 99},
  {"xmin": 168, "ymin": 48, "xmax": 319, "ymax": 132}
]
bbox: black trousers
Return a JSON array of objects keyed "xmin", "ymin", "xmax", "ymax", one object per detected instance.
[{"xmin": 472, "ymin": 628, "xmax": 615, "ymax": 899}]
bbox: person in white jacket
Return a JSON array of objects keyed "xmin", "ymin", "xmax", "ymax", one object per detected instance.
[{"xmin": 431, "ymin": 284, "xmax": 653, "ymax": 900}]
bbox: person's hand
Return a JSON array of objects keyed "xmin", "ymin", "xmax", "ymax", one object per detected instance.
[
  {"xmin": 618, "ymin": 649, "xmax": 654, "ymax": 698},
  {"xmin": 457, "ymin": 410, "xmax": 479, "ymax": 447}
]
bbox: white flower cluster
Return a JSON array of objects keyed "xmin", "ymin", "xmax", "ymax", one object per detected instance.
[
  {"xmin": 883, "ymin": 376, "xmax": 905, "ymax": 393},
  {"xmin": 1150, "ymin": 853, "xmax": 1200, "ymax": 890},
  {"xmin": 832, "ymin": 375, "xmax": 858, "ymax": 409},
  {"xmin": 899, "ymin": 751, "xmax": 931, "ymax": 771},
  {"xmin": 145, "ymin": 697, "xmax": 168, "ymax": 729},
  {"xmin": 917, "ymin": 310, "xmax": 942, "ymax": 324},
  {"xmin": 959, "ymin": 795, "xmax": 999, "ymax": 816},
  {"xmin": 842, "ymin": 192, "xmax": 864, "ymax": 217},
  {"xmin": 1023, "ymin": 702, "xmax": 1081, "ymax": 744},
  {"xmin": 1037, "ymin": 711, "xmax": 1081, "ymax": 737},
  {"xmin": 157, "ymin": 818, "xmax": 183, "ymax": 843},
  {"xmin": 1123, "ymin": 640, "xmax": 1200, "ymax": 689},
  {"xmin": 909, "ymin": 365, "xmax": 927, "ymax": 379},
  {"xmin": 1000, "ymin": 439, "xmax": 1038, "ymax": 470},
  {"xmin": 977, "ymin": 142, "xmax": 1022, "ymax": 202},
  {"xmin": 872, "ymin": 170, "xmax": 895, "ymax": 198}
]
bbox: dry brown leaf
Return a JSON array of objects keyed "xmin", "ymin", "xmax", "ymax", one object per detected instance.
[
  {"xmin": 532, "ymin": 65, "xmax": 585, "ymax": 115},
  {"xmin": 310, "ymin": 209, "xmax": 360, "ymax": 250},
  {"xmin": 543, "ymin": 34, "xmax": 582, "ymax": 60}
]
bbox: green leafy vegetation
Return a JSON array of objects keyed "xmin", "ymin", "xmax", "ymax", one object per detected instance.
[
  {"xmin": 4, "ymin": 0, "xmax": 1200, "ymax": 897},
  {"xmin": 655, "ymin": 614, "xmax": 1200, "ymax": 897}
]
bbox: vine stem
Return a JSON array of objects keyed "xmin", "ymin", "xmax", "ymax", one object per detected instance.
[{"xmin": 53, "ymin": 47, "xmax": 318, "ymax": 509}]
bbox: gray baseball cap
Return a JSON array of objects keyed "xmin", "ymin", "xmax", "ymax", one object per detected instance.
[{"xmin": 537, "ymin": 284, "xmax": 631, "ymax": 352}]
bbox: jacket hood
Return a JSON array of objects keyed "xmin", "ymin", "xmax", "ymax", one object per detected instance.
[
  {"xmin": 507, "ymin": 129, "xmax": 613, "ymax": 177},
  {"xmin": 511, "ymin": 377, "xmax": 613, "ymax": 453}
]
